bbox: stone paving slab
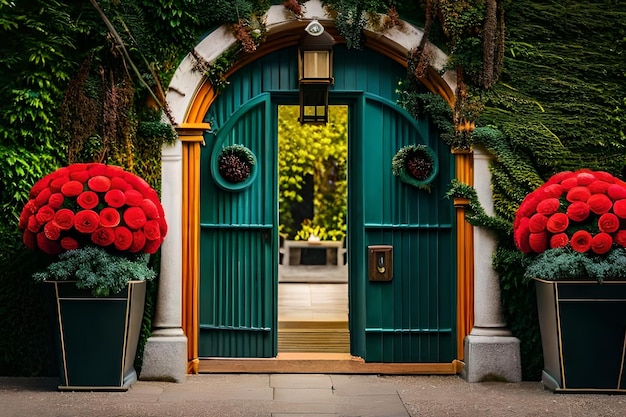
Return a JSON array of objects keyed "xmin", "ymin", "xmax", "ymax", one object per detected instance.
[{"xmin": 2, "ymin": 374, "xmax": 626, "ymax": 417}]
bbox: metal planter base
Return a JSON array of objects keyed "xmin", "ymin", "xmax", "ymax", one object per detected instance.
[
  {"xmin": 47, "ymin": 280, "xmax": 146, "ymax": 391},
  {"xmin": 535, "ymin": 279, "xmax": 626, "ymax": 393}
]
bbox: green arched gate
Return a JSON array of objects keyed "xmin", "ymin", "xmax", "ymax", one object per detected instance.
[{"xmin": 198, "ymin": 46, "xmax": 456, "ymax": 363}]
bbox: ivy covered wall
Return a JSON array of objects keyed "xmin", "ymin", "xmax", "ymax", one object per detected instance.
[{"xmin": 469, "ymin": 0, "xmax": 625, "ymax": 380}]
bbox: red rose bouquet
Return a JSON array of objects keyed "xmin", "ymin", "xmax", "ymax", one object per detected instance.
[
  {"xmin": 19, "ymin": 163, "xmax": 167, "ymax": 256},
  {"xmin": 513, "ymin": 169, "xmax": 626, "ymax": 282}
]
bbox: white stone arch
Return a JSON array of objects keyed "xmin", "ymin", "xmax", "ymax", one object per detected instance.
[{"xmin": 140, "ymin": 0, "xmax": 518, "ymax": 382}]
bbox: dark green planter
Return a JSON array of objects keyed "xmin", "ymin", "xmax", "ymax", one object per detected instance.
[
  {"xmin": 47, "ymin": 280, "xmax": 146, "ymax": 391},
  {"xmin": 535, "ymin": 278, "xmax": 626, "ymax": 393}
]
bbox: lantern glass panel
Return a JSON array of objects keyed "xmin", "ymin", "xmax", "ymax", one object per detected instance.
[{"xmin": 302, "ymin": 51, "xmax": 330, "ymax": 79}]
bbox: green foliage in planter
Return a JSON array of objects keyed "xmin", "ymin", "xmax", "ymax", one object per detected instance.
[
  {"xmin": 523, "ymin": 247, "xmax": 626, "ymax": 283},
  {"xmin": 33, "ymin": 246, "xmax": 156, "ymax": 297}
]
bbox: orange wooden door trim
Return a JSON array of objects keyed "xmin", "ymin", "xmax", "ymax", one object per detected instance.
[
  {"xmin": 454, "ymin": 152, "xmax": 474, "ymax": 360},
  {"xmin": 176, "ymin": 123, "xmax": 211, "ymax": 374}
]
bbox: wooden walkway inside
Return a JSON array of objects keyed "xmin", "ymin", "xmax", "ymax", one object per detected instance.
[{"xmin": 278, "ymin": 265, "xmax": 349, "ymax": 353}]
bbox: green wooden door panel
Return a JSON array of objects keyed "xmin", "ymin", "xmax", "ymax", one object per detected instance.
[
  {"xmin": 199, "ymin": 93, "xmax": 277, "ymax": 358},
  {"xmin": 349, "ymin": 93, "xmax": 456, "ymax": 363}
]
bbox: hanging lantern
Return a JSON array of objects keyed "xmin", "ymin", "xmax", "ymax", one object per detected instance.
[{"xmin": 298, "ymin": 20, "xmax": 335, "ymax": 125}]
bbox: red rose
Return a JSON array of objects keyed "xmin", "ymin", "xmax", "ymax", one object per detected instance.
[
  {"xmin": 592, "ymin": 171, "xmax": 616, "ymax": 183},
  {"xmin": 129, "ymin": 230, "xmax": 146, "ymax": 253},
  {"xmin": 124, "ymin": 189, "xmax": 144, "ymax": 206},
  {"xmin": 23, "ymin": 230, "xmax": 36, "ymax": 250},
  {"xmin": 549, "ymin": 233, "xmax": 569, "ymax": 249},
  {"xmin": 49, "ymin": 175, "xmax": 70, "ymax": 193},
  {"xmin": 110, "ymin": 177, "xmax": 132, "ymax": 191},
  {"xmin": 158, "ymin": 218, "xmax": 168, "ymax": 237},
  {"xmin": 104, "ymin": 189, "xmax": 126, "ymax": 208},
  {"xmin": 607, "ymin": 184, "xmax": 626, "ymax": 200},
  {"xmin": 545, "ymin": 171, "xmax": 573, "ymax": 185},
  {"xmin": 587, "ymin": 193, "xmax": 612, "ymax": 214},
  {"xmin": 587, "ymin": 180, "xmax": 610, "ymax": 195},
  {"xmin": 615, "ymin": 230, "xmax": 626, "ymax": 247},
  {"xmin": 514, "ymin": 217, "xmax": 532, "ymax": 253},
  {"xmin": 27, "ymin": 215, "xmax": 40, "ymax": 233},
  {"xmin": 576, "ymin": 171, "xmax": 596, "ymax": 186},
  {"xmin": 34, "ymin": 187, "xmax": 52, "ymax": 207},
  {"xmin": 91, "ymin": 226, "xmax": 116, "ymax": 247},
  {"xmin": 36, "ymin": 232, "xmax": 62, "ymax": 255},
  {"xmin": 61, "ymin": 180, "xmax": 84, "ymax": 197},
  {"xmin": 123, "ymin": 206, "xmax": 147, "ymax": 229},
  {"xmin": 67, "ymin": 163, "xmax": 87, "ymax": 173},
  {"xmin": 536, "ymin": 198, "xmax": 561, "ymax": 215},
  {"xmin": 591, "ymin": 232, "xmax": 613, "ymax": 255},
  {"xmin": 570, "ymin": 230, "xmax": 592, "ymax": 253},
  {"xmin": 76, "ymin": 191, "xmax": 99, "ymax": 210},
  {"xmin": 29, "ymin": 175, "xmax": 53, "ymax": 199},
  {"xmin": 143, "ymin": 220, "xmax": 161, "ymax": 241},
  {"xmin": 560, "ymin": 177, "xmax": 579, "ymax": 191},
  {"xmin": 100, "ymin": 207, "xmax": 121, "ymax": 227},
  {"xmin": 35, "ymin": 205, "xmax": 55, "ymax": 224},
  {"xmin": 140, "ymin": 199, "xmax": 160, "ymax": 219},
  {"xmin": 598, "ymin": 213, "xmax": 620, "ymax": 233},
  {"xmin": 74, "ymin": 210, "xmax": 100, "ymax": 233},
  {"xmin": 19, "ymin": 201, "xmax": 35, "ymax": 230},
  {"xmin": 48, "ymin": 193, "xmax": 64, "ymax": 209},
  {"xmin": 514, "ymin": 195, "xmax": 540, "ymax": 229},
  {"xmin": 87, "ymin": 163, "xmax": 108, "ymax": 177},
  {"xmin": 114, "ymin": 226, "xmax": 133, "ymax": 251},
  {"xmin": 528, "ymin": 214, "xmax": 548, "ymax": 233},
  {"xmin": 70, "ymin": 170, "xmax": 90, "ymax": 183},
  {"xmin": 529, "ymin": 232, "xmax": 548, "ymax": 253},
  {"xmin": 54, "ymin": 209, "xmax": 74, "ymax": 230},
  {"xmin": 88, "ymin": 175, "xmax": 112, "ymax": 193},
  {"xmin": 567, "ymin": 202, "xmax": 590, "ymax": 222},
  {"xmin": 542, "ymin": 184, "xmax": 563, "ymax": 199},
  {"xmin": 566, "ymin": 186, "xmax": 591, "ymax": 203},
  {"xmin": 60, "ymin": 237, "xmax": 80, "ymax": 251},
  {"xmin": 143, "ymin": 188, "xmax": 160, "ymax": 203},
  {"xmin": 104, "ymin": 165, "xmax": 125, "ymax": 178},
  {"xmin": 124, "ymin": 173, "xmax": 151, "ymax": 196},
  {"xmin": 142, "ymin": 238, "xmax": 162, "ymax": 254},
  {"xmin": 612, "ymin": 199, "xmax": 626, "ymax": 219},
  {"xmin": 546, "ymin": 213, "xmax": 569, "ymax": 233},
  {"xmin": 43, "ymin": 221, "xmax": 61, "ymax": 241}
]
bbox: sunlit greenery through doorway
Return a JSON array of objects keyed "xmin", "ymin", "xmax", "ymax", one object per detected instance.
[{"xmin": 277, "ymin": 106, "xmax": 348, "ymax": 243}]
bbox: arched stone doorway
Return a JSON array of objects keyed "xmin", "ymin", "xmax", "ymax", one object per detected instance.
[{"xmin": 141, "ymin": 1, "xmax": 491, "ymax": 379}]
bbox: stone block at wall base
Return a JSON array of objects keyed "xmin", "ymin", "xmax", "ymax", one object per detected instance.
[
  {"xmin": 461, "ymin": 334, "xmax": 522, "ymax": 383},
  {"xmin": 139, "ymin": 332, "xmax": 188, "ymax": 383}
]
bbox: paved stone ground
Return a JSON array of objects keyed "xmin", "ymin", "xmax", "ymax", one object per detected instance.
[{"xmin": 1, "ymin": 374, "xmax": 625, "ymax": 417}]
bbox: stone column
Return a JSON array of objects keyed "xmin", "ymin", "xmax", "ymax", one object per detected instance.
[
  {"xmin": 462, "ymin": 145, "xmax": 522, "ymax": 383},
  {"xmin": 139, "ymin": 139, "xmax": 188, "ymax": 382}
]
